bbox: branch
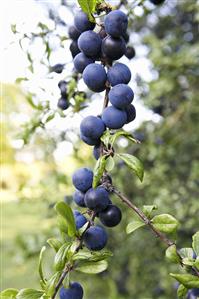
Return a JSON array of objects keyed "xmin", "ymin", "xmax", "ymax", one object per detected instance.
[
  {"xmin": 112, "ymin": 187, "xmax": 199, "ymax": 277},
  {"xmin": 112, "ymin": 187, "xmax": 174, "ymax": 247},
  {"xmin": 52, "ymin": 265, "xmax": 72, "ymax": 299}
]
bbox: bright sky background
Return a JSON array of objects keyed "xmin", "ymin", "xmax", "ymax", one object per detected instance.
[{"xmin": 1, "ymin": 0, "xmax": 162, "ymax": 161}]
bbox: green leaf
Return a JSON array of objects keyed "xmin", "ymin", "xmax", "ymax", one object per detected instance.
[
  {"xmin": 101, "ymin": 130, "xmax": 111, "ymax": 148},
  {"xmin": 165, "ymin": 245, "xmax": 181, "ymax": 264},
  {"xmin": 117, "ymin": 153, "xmax": 144, "ymax": 182},
  {"xmin": 73, "ymin": 249, "xmax": 112, "ymax": 262},
  {"xmin": 192, "ymin": 231, "xmax": 199, "ymax": 256},
  {"xmin": 77, "ymin": 221, "xmax": 89, "ymax": 236},
  {"xmin": 177, "ymin": 284, "xmax": 188, "ymax": 298},
  {"xmin": 15, "ymin": 77, "xmax": 28, "ymax": 84},
  {"xmin": 57, "ymin": 216, "xmax": 68, "ymax": 233},
  {"xmin": 55, "ymin": 202, "xmax": 76, "ymax": 237},
  {"xmin": 126, "ymin": 220, "xmax": 145, "ymax": 234},
  {"xmin": 46, "ymin": 272, "xmax": 61, "ymax": 296},
  {"xmin": 179, "ymin": 248, "xmax": 195, "ymax": 266},
  {"xmin": 47, "ymin": 238, "xmax": 63, "ymax": 252},
  {"xmin": 0, "ymin": 289, "xmax": 18, "ymax": 299},
  {"xmin": 142, "ymin": 205, "xmax": 158, "ymax": 218},
  {"xmin": 93, "ymin": 155, "xmax": 107, "ymax": 188},
  {"xmin": 109, "ymin": 130, "xmax": 139, "ymax": 147},
  {"xmin": 179, "ymin": 248, "xmax": 194, "ymax": 259},
  {"xmin": 45, "ymin": 112, "xmax": 55, "ymax": 123},
  {"xmin": 67, "ymin": 78, "xmax": 77, "ymax": 98},
  {"xmin": 38, "ymin": 246, "xmax": 46, "ymax": 286},
  {"xmin": 105, "ymin": 156, "xmax": 115, "ymax": 171},
  {"xmin": 11, "ymin": 24, "xmax": 17, "ymax": 34},
  {"xmin": 194, "ymin": 257, "xmax": 199, "ymax": 270},
  {"xmin": 77, "ymin": 0, "xmax": 97, "ymax": 21},
  {"xmin": 170, "ymin": 273, "xmax": 199, "ymax": 289},
  {"xmin": 75, "ymin": 260, "xmax": 108, "ymax": 274},
  {"xmin": 152, "ymin": 214, "xmax": 179, "ymax": 234},
  {"xmin": 16, "ymin": 289, "xmax": 44, "ymax": 299},
  {"xmin": 54, "ymin": 243, "xmax": 70, "ymax": 271}
]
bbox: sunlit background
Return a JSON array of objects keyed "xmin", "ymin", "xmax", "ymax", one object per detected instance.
[{"xmin": 1, "ymin": 0, "xmax": 199, "ymax": 298}]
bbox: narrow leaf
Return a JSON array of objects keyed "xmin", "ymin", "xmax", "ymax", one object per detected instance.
[
  {"xmin": 57, "ymin": 216, "xmax": 68, "ymax": 233},
  {"xmin": 126, "ymin": 220, "xmax": 145, "ymax": 234},
  {"xmin": 192, "ymin": 231, "xmax": 199, "ymax": 256},
  {"xmin": 75, "ymin": 260, "xmax": 108, "ymax": 274},
  {"xmin": 0, "ymin": 289, "xmax": 18, "ymax": 299},
  {"xmin": 194, "ymin": 257, "xmax": 199, "ymax": 270},
  {"xmin": 38, "ymin": 246, "xmax": 46, "ymax": 285},
  {"xmin": 16, "ymin": 289, "xmax": 44, "ymax": 299},
  {"xmin": 77, "ymin": 0, "xmax": 96, "ymax": 21},
  {"xmin": 165, "ymin": 245, "xmax": 180, "ymax": 264},
  {"xmin": 73, "ymin": 249, "xmax": 112, "ymax": 262},
  {"xmin": 177, "ymin": 284, "xmax": 188, "ymax": 298},
  {"xmin": 117, "ymin": 153, "xmax": 144, "ymax": 181},
  {"xmin": 105, "ymin": 156, "xmax": 115, "ymax": 171},
  {"xmin": 110, "ymin": 130, "xmax": 139, "ymax": 146},
  {"xmin": 179, "ymin": 248, "xmax": 194, "ymax": 259},
  {"xmin": 143, "ymin": 205, "xmax": 158, "ymax": 218},
  {"xmin": 152, "ymin": 214, "xmax": 179, "ymax": 234},
  {"xmin": 93, "ymin": 155, "xmax": 107, "ymax": 188},
  {"xmin": 15, "ymin": 77, "xmax": 28, "ymax": 84},
  {"xmin": 55, "ymin": 202, "xmax": 76, "ymax": 237},
  {"xmin": 170, "ymin": 273, "xmax": 199, "ymax": 289},
  {"xmin": 101, "ymin": 130, "xmax": 111, "ymax": 148},
  {"xmin": 54, "ymin": 243, "xmax": 70, "ymax": 271},
  {"xmin": 47, "ymin": 238, "xmax": 63, "ymax": 252}
]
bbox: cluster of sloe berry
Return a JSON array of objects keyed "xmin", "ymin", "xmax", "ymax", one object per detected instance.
[
  {"xmin": 60, "ymin": 9, "xmax": 137, "ymax": 299},
  {"xmin": 69, "ymin": 10, "xmax": 137, "ymax": 158},
  {"xmin": 60, "ymin": 166, "xmax": 122, "ymax": 299}
]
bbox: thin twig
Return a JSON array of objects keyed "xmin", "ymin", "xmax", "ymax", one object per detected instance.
[
  {"xmin": 52, "ymin": 265, "xmax": 72, "ymax": 299},
  {"xmin": 112, "ymin": 187, "xmax": 199, "ymax": 277},
  {"xmin": 112, "ymin": 187, "xmax": 174, "ymax": 247}
]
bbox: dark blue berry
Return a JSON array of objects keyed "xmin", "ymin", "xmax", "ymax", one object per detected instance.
[
  {"xmin": 99, "ymin": 204, "xmax": 122, "ymax": 227},
  {"xmin": 83, "ymin": 63, "xmax": 107, "ymax": 92},
  {"xmin": 102, "ymin": 106, "xmax": 127, "ymax": 129},
  {"xmin": 57, "ymin": 98, "xmax": 69, "ymax": 110},
  {"xmin": 68, "ymin": 25, "xmax": 81, "ymax": 40},
  {"xmin": 73, "ymin": 53, "xmax": 94, "ymax": 73},
  {"xmin": 80, "ymin": 116, "xmax": 105, "ymax": 140},
  {"xmin": 60, "ymin": 282, "xmax": 83, "ymax": 299},
  {"xmin": 70, "ymin": 40, "xmax": 81, "ymax": 58},
  {"xmin": 80, "ymin": 133, "xmax": 100, "ymax": 146},
  {"xmin": 109, "ymin": 84, "xmax": 134, "ymax": 109},
  {"xmin": 107, "ymin": 63, "xmax": 131, "ymax": 86},
  {"xmin": 104, "ymin": 10, "xmax": 128, "ymax": 38},
  {"xmin": 102, "ymin": 36, "xmax": 126, "ymax": 61},
  {"xmin": 93, "ymin": 144, "xmax": 101, "ymax": 160},
  {"xmin": 74, "ymin": 11, "xmax": 95, "ymax": 32},
  {"xmin": 78, "ymin": 31, "xmax": 101, "ymax": 58},
  {"xmin": 125, "ymin": 104, "xmax": 136, "ymax": 123},
  {"xmin": 125, "ymin": 46, "xmax": 136, "ymax": 59},
  {"xmin": 84, "ymin": 187, "xmax": 110, "ymax": 213},
  {"xmin": 72, "ymin": 168, "xmax": 93, "ymax": 192},
  {"xmin": 83, "ymin": 225, "xmax": 108, "ymax": 251},
  {"xmin": 73, "ymin": 190, "xmax": 86, "ymax": 207},
  {"xmin": 73, "ymin": 210, "xmax": 87, "ymax": 229},
  {"xmin": 51, "ymin": 64, "xmax": 65, "ymax": 74}
]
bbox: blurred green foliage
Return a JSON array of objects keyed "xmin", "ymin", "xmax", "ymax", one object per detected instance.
[{"xmin": 1, "ymin": 0, "xmax": 199, "ymax": 298}]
